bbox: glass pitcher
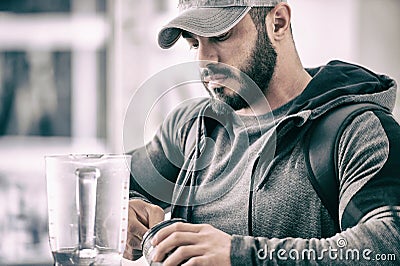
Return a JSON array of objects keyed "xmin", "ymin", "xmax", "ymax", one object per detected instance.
[{"xmin": 45, "ymin": 154, "xmax": 131, "ymax": 265}]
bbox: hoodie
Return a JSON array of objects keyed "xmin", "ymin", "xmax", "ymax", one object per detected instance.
[{"xmin": 129, "ymin": 60, "xmax": 400, "ymax": 264}]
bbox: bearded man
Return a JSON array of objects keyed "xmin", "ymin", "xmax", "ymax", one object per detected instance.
[{"xmin": 125, "ymin": 1, "xmax": 400, "ymax": 265}]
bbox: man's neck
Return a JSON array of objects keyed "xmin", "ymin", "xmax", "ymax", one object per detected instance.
[
  {"xmin": 267, "ymin": 67, "xmax": 312, "ymax": 110},
  {"xmin": 236, "ymin": 67, "xmax": 312, "ymax": 116}
]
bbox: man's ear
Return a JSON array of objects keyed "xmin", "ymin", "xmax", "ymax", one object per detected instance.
[{"xmin": 268, "ymin": 3, "xmax": 291, "ymax": 41}]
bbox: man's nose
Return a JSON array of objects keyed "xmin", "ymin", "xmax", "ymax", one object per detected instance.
[{"xmin": 197, "ymin": 40, "xmax": 218, "ymax": 68}]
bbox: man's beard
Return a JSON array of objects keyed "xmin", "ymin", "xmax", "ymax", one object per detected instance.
[{"xmin": 203, "ymin": 29, "xmax": 277, "ymax": 116}]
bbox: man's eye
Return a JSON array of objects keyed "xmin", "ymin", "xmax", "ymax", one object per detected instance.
[
  {"xmin": 215, "ymin": 31, "xmax": 230, "ymax": 41},
  {"xmin": 189, "ymin": 42, "xmax": 199, "ymax": 50}
]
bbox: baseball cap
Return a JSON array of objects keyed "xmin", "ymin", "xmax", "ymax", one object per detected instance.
[{"xmin": 158, "ymin": 0, "xmax": 287, "ymax": 49}]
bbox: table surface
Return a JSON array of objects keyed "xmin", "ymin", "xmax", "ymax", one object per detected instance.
[{"xmin": 122, "ymin": 256, "xmax": 148, "ymax": 266}]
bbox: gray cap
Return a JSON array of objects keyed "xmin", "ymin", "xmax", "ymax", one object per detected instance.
[{"xmin": 158, "ymin": 0, "xmax": 287, "ymax": 49}]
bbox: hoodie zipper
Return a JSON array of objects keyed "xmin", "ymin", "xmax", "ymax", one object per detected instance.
[{"xmin": 248, "ymin": 156, "xmax": 260, "ymax": 236}]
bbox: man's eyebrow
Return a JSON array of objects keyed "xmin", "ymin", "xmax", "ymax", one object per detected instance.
[{"xmin": 182, "ymin": 31, "xmax": 195, "ymax": 38}]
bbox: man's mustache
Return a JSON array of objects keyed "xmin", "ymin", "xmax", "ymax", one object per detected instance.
[{"xmin": 200, "ymin": 64, "xmax": 233, "ymax": 81}]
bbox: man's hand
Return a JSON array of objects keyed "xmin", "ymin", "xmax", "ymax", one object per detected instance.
[
  {"xmin": 123, "ymin": 199, "xmax": 164, "ymax": 260},
  {"xmin": 151, "ymin": 222, "xmax": 232, "ymax": 266}
]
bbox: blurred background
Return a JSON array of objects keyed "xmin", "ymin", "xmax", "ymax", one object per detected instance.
[{"xmin": 0, "ymin": 0, "xmax": 399, "ymax": 265}]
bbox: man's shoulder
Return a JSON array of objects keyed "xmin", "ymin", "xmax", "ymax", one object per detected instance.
[{"xmin": 167, "ymin": 97, "xmax": 209, "ymax": 123}]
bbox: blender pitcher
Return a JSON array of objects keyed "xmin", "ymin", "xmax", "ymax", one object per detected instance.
[{"xmin": 45, "ymin": 154, "xmax": 131, "ymax": 265}]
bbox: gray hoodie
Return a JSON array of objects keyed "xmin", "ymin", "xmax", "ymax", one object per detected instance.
[{"xmin": 129, "ymin": 60, "xmax": 400, "ymax": 265}]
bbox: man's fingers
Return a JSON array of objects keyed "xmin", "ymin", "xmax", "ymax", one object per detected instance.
[
  {"xmin": 125, "ymin": 199, "xmax": 165, "ymax": 256},
  {"xmin": 128, "ymin": 218, "xmax": 148, "ymax": 240},
  {"xmin": 126, "ymin": 200, "xmax": 152, "ymax": 252},
  {"xmin": 146, "ymin": 204, "xmax": 165, "ymax": 228},
  {"xmin": 152, "ymin": 222, "xmax": 201, "ymax": 245},
  {"xmin": 126, "ymin": 215, "xmax": 148, "ymax": 252},
  {"xmin": 126, "ymin": 230, "xmax": 146, "ymax": 249},
  {"xmin": 152, "ymin": 231, "xmax": 198, "ymax": 262},
  {"xmin": 123, "ymin": 247, "xmax": 143, "ymax": 261},
  {"xmin": 129, "ymin": 200, "xmax": 148, "ymax": 226},
  {"xmin": 128, "ymin": 205, "xmax": 149, "ymax": 238},
  {"xmin": 129, "ymin": 199, "xmax": 164, "ymax": 228},
  {"xmin": 123, "ymin": 246, "xmax": 134, "ymax": 260},
  {"xmin": 162, "ymin": 245, "xmax": 204, "ymax": 266}
]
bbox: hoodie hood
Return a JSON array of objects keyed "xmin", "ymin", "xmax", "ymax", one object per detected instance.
[
  {"xmin": 249, "ymin": 60, "xmax": 398, "ymax": 192},
  {"xmin": 287, "ymin": 60, "xmax": 397, "ymax": 120},
  {"xmin": 253, "ymin": 60, "xmax": 397, "ymax": 188}
]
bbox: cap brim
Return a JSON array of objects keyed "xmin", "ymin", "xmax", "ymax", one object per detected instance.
[{"xmin": 158, "ymin": 6, "xmax": 251, "ymax": 49}]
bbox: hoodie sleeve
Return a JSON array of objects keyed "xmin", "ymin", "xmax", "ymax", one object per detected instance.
[
  {"xmin": 230, "ymin": 110, "xmax": 400, "ymax": 265},
  {"xmin": 128, "ymin": 98, "xmax": 207, "ymax": 209}
]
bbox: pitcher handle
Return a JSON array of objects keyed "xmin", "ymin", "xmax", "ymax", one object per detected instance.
[{"xmin": 75, "ymin": 167, "xmax": 100, "ymax": 258}]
